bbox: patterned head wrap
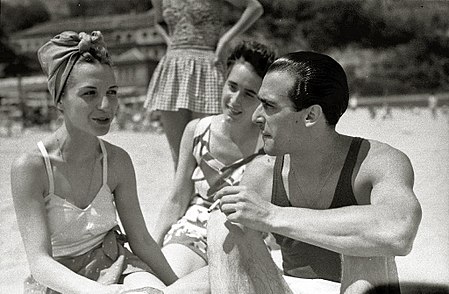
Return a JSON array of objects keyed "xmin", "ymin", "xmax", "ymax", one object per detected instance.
[{"xmin": 37, "ymin": 31, "xmax": 111, "ymax": 104}]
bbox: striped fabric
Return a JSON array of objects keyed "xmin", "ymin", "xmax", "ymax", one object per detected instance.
[
  {"xmin": 144, "ymin": 48, "xmax": 225, "ymax": 114},
  {"xmin": 162, "ymin": 117, "xmax": 265, "ymax": 260},
  {"xmin": 190, "ymin": 117, "xmax": 264, "ymax": 205}
]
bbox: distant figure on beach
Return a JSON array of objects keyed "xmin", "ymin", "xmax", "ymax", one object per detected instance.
[
  {"xmin": 208, "ymin": 51, "xmax": 422, "ymax": 293},
  {"xmin": 151, "ymin": 41, "xmax": 276, "ymax": 278},
  {"xmin": 11, "ymin": 31, "xmax": 177, "ymax": 293},
  {"xmin": 348, "ymin": 94, "xmax": 358, "ymax": 110},
  {"xmin": 382, "ymin": 101, "xmax": 392, "ymax": 119},
  {"xmin": 368, "ymin": 105, "xmax": 377, "ymax": 119},
  {"xmin": 428, "ymin": 93, "xmax": 438, "ymax": 119},
  {"xmin": 144, "ymin": 0, "xmax": 263, "ymax": 170}
]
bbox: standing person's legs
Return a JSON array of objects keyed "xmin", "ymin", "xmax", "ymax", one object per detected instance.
[
  {"xmin": 207, "ymin": 211, "xmax": 292, "ymax": 294},
  {"xmin": 162, "ymin": 244, "xmax": 207, "ymax": 278},
  {"xmin": 160, "ymin": 109, "xmax": 215, "ymax": 170},
  {"xmin": 159, "ymin": 109, "xmax": 192, "ymax": 170}
]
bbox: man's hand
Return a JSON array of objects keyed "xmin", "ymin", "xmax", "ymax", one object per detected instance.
[{"xmin": 213, "ymin": 186, "xmax": 276, "ymax": 232}]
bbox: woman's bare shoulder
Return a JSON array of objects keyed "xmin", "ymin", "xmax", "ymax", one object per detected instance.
[{"xmin": 12, "ymin": 146, "xmax": 46, "ymax": 174}]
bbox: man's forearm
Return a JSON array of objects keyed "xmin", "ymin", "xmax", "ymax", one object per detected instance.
[{"xmin": 269, "ymin": 204, "xmax": 420, "ymax": 257}]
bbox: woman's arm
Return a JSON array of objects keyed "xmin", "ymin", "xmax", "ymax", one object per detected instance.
[
  {"xmin": 215, "ymin": 0, "xmax": 263, "ymax": 63},
  {"xmin": 11, "ymin": 153, "xmax": 115, "ymax": 294},
  {"xmin": 112, "ymin": 146, "xmax": 178, "ymax": 286},
  {"xmin": 151, "ymin": 119, "xmax": 199, "ymax": 246},
  {"xmin": 151, "ymin": 0, "xmax": 171, "ymax": 45}
]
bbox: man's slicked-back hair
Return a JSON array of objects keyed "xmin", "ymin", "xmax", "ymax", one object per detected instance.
[
  {"xmin": 226, "ymin": 40, "xmax": 276, "ymax": 79},
  {"xmin": 267, "ymin": 51, "xmax": 349, "ymax": 125}
]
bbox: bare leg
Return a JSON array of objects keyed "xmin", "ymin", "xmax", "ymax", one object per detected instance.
[
  {"xmin": 207, "ymin": 211, "xmax": 292, "ymax": 294},
  {"xmin": 159, "ymin": 109, "xmax": 192, "ymax": 170},
  {"xmin": 123, "ymin": 272, "xmax": 166, "ymax": 290},
  {"xmin": 162, "ymin": 244, "xmax": 207, "ymax": 278},
  {"xmin": 163, "ymin": 266, "xmax": 210, "ymax": 294}
]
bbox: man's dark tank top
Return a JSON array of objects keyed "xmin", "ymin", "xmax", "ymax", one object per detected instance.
[{"xmin": 271, "ymin": 137, "xmax": 363, "ymax": 282}]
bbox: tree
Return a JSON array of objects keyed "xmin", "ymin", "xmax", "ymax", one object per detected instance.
[
  {"xmin": 1, "ymin": 1, "xmax": 50, "ymax": 34},
  {"xmin": 67, "ymin": 0, "xmax": 152, "ymax": 17}
]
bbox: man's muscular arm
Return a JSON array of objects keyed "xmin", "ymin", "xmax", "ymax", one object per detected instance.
[{"xmin": 216, "ymin": 143, "xmax": 422, "ymax": 257}]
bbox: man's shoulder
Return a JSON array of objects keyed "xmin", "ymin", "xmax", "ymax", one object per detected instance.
[
  {"xmin": 248, "ymin": 154, "xmax": 276, "ymax": 171},
  {"xmin": 242, "ymin": 154, "xmax": 276, "ymax": 199},
  {"xmin": 362, "ymin": 138, "xmax": 409, "ymax": 162},
  {"xmin": 359, "ymin": 138, "xmax": 413, "ymax": 177}
]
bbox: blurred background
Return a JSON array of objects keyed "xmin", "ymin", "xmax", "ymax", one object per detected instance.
[{"xmin": 1, "ymin": 0, "xmax": 449, "ymax": 135}]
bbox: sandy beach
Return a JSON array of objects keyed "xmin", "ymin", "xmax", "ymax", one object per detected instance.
[{"xmin": 1, "ymin": 107, "xmax": 448, "ymax": 293}]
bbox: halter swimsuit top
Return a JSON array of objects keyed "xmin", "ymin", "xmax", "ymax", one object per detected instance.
[
  {"xmin": 37, "ymin": 139, "xmax": 118, "ymax": 259},
  {"xmin": 190, "ymin": 116, "xmax": 264, "ymax": 206}
]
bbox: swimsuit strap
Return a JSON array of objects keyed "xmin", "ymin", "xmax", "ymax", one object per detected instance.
[
  {"xmin": 98, "ymin": 139, "xmax": 108, "ymax": 185},
  {"xmin": 37, "ymin": 141, "xmax": 55, "ymax": 194}
]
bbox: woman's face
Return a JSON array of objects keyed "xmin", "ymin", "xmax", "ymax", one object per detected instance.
[
  {"xmin": 221, "ymin": 60, "xmax": 263, "ymax": 125},
  {"xmin": 60, "ymin": 61, "xmax": 118, "ymax": 136}
]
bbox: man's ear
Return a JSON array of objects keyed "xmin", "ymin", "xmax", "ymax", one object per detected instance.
[{"xmin": 304, "ymin": 105, "xmax": 322, "ymax": 127}]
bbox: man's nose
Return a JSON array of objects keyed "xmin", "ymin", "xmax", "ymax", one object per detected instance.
[{"xmin": 252, "ymin": 103, "xmax": 264, "ymax": 124}]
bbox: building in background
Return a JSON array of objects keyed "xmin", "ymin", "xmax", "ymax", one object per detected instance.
[{"xmin": 3, "ymin": 10, "xmax": 165, "ymax": 107}]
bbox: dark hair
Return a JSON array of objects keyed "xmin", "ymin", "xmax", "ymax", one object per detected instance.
[
  {"xmin": 267, "ymin": 51, "xmax": 349, "ymax": 125},
  {"xmin": 226, "ymin": 40, "xmax": 276, "ymax": 79}
]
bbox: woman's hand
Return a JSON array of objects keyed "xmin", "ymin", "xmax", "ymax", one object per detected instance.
[{"xmin": 214, "ymin": 38, "xmax": 229, "ymax": 66}]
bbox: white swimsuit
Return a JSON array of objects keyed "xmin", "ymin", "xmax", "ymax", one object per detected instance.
[{"xmin": 37, "ymin": 139, "xmax": 118, "ymax": 258}]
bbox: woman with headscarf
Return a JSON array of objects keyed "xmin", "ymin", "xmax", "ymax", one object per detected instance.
[{"xmin": 11, "ymin": 31, "xmax": 176, "ymax": 294}]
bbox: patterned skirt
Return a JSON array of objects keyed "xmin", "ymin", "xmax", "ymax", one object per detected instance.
[
  {"xmin": 144, "ymin": 47, "xmax": 225, "ymax": 114},
  {"xmin": 23, "ymin": 227, "xmax": 156, "ymax": 293}
]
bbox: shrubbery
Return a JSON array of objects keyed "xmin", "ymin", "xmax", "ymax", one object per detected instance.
[
  {"xmin": 246, "ymin": 0, "xmax": 449, "ymax": 95},
  {"xmin": 3, "ymin": 0, "xmax": 449, "ymax": 96}
]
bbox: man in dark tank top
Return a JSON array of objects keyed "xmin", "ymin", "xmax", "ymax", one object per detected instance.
[{"xmin": 208, "ymin": 51, "xmax": 422, "ymax": 293}]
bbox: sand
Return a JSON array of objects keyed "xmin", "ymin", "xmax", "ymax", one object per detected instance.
[{"xmin": 1, "ymin": 107, "xmax": 448, "ymax": 293}]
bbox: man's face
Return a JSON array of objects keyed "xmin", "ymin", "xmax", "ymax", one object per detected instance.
[{"xmin": 252, "ymin": 70, "xmax": 302, "ymax": 155}]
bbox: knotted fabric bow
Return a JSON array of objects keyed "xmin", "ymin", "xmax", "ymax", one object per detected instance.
[{"xmin": 37, "ymin": 31, "xmax": 111, "ymax": 104}]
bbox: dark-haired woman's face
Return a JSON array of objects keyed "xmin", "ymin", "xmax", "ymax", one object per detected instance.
[
  {"xmin": 61, "ymin": 61, "xmax": 118, "ymax": 136},
  {"xmin": 221, "ymin": 61, "xmax": 262, "ymax": 125}
]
